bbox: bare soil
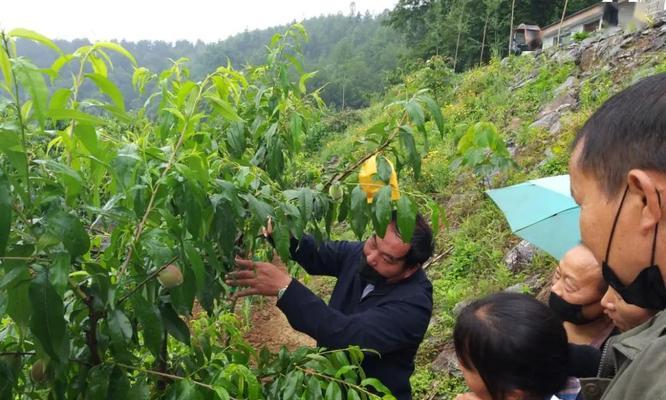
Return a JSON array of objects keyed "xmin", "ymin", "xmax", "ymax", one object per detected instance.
[{"xmin": 244, "ymin": 299, "xmax": 315, "ymax": 352}]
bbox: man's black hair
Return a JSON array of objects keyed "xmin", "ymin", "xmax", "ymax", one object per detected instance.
[
  {"xmin": 454, "ymin": 292, "xmax": 569, "ymax": 400},
  {"xmin": 572, "ymin": 73, "xmax": 666, "ymax": 197},
  {"xmin": 391, "ymin": 211, "xmax": 434, "ymax": 269}
]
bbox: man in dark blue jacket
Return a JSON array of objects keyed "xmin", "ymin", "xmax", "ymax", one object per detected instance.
[{"xmin": 228, "ymin": 213, "xmax": 434, "ymax": 400}]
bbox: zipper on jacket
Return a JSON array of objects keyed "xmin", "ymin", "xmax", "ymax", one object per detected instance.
[{"xmin": 596, "ymin": 340, "xmax": 614, "ymax": 378}]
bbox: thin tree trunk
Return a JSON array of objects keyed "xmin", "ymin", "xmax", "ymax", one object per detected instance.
[
  {"xmin": 453, "ymin": 2, "xmax": 466, "ymax": 70},
  {"xmin": 508, "ymin": 0, "xmax": 516, "ymax": 54},
  {"xmin": 480, "ymin": 14, "xmax": 489, "ymax": 64},
  {"xmin": 342, "ymin": 83, "xmax": 345, "ymax": 110},
  {"xmin": 454, "ymin": 29, "xmax": 462, "ymax": 70},
  {"xmin": 557, "ymin": 0, "xmax": 570, "ymax": 47}
]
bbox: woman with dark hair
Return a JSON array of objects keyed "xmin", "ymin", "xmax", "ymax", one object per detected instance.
[{"xmin": 454, "ymin": 292, "xmax": 569, "ymax": 400}]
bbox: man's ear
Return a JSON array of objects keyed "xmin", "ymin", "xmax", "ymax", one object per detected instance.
[{"xmin": 627, "ymin": 169, "xmax": 663, "ymax": 234}]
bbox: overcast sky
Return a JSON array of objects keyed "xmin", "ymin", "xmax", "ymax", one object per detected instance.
[{"xmin": 2, "ymin": 0, "xmax": 399, "ymax": 43}]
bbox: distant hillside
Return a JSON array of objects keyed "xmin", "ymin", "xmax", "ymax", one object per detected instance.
[
  {"xmin": 200, "ymin": 12, "xmax": 407, "ymax": 109},
  {"xmin": 14, "ymin": 11, "xmax": 405, "ymax": 110},
  {"xmin": 311, "ymin": 15, "xmax": 666, "ymax": 398}
]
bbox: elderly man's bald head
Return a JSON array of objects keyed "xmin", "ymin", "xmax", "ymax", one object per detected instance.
[{"xmin": 559, "ymin": 245, "xmax": 606, "ymax": 295}]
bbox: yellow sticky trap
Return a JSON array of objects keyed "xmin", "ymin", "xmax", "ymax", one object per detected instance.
[{"xmin": 359, "ymin": 155, "xmax": 400, "ymax": 203}]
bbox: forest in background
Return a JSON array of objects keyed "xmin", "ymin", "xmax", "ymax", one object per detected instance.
[
  {"xmin": 15, "ymin": 12, "xmax": 405, "ymax": 110},
  {"xmin": 14, "ymin": 0, "xmax": 600, "ymax": 112},
  {"xmin": 387, "ymin": 0, "xmax": 599, "ymax": 70}
]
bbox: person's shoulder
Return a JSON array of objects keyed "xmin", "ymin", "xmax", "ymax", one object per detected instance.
[
  {"xmin": 392, "ymin": 270, "xmax": 433, "ymax": 303},
  {"xmin": 603, "ymin": 315, "xmax": 666, "ymax": 398}
]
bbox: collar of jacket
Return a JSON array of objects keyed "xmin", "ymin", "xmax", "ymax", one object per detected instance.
[
  {"xmin": 611, "ymin": 310, "xmax": 666, "ymax": 363},
  {"xmin": 362, "ymin": 267, "xmax": 426, "ymax": 297}
]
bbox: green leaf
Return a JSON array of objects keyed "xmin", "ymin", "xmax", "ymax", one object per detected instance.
[
  {"xmin": 350, "ymin": 186, "xmax": 368, "ymax": 240},
  {"xmin": 396, "ymin": 195, "xmax": 417, "ymax": 243},
  {"xmin": 213, "ymin": 386, "xmax": 231, "ymax": 400},
  {"xmin": 108, "ymin": 309, "xmax": 133, "ymax": 344},
  {"xmin": 288, "ymin": 114, "xmax": 303, "ymax": 153},
  {"xmin": 168, "ymin": 379, "xmax": 205, "ymax": 400},
  {"xmin": 184, "ymin": 242, "xmax": 205, "ymax": 296},
  {"xmin": 84, "ymin": 365, "xmax": 112, "ymax": 399},
  {"xmin": 0, "ymin": 355, "xmax": 18, "ymax": 399},
  {"xmin": 399, "ymin": 126, "xmax": 421, "ymax": 177},
  {"xmin": 88, "ymin": 54, "xmax": 108, "ymax": 77},
  {"xmin": 325, "ymin": 381, "xmax": 342, "ymax": 400},
  {"xmin": 48, "ymin": 108, "xmax": 106, "ymax": 126},
  {"xmin": 376, "ymin": 156, "xmax": 392, "ymax": 184},
  {"xmin": 226, "ymin": 122, "xmax": 246, "ymax": 159},
  {"xmin": 205, "ymin": 94, "xmax": 242, "ymax": 122},
  {"xmin": 298, "ymin": 188, "xmax": 314, "ymax": 221},
  {"xmin": 244, "ymin": 194, "xmax": 273, "ymax": 227},
  {"xmin": 14, "ymin": 60, "xmax": 48, "ymax": 129},
  {"xmin": 429, "ymin": 200, "xmax": 445, "ymax": 234},
  {"xmin": 421, "ymin": 95, "xmax": 444, "ymax": 136},
  {"xmin": 29, "ymin": 271, "xmax": 69, "ymax": 363},
  {"xmin": 92, "ymin": 42, "xmax": 137, "ymax": 66},
  {"xmin": 0, "ymin": 265, "xmax": 28, "ymax": 290},
  {"xmin": 0, "ymin": 47, "xmax": 12, "ymax": 89},
  {"xmin": 281, "ymin": 371, "xmax": 303, "ymax": 399},
  {"xmin": 373, "ymin": 186, "xmax": 392, "ymax": 238},
  {"xmin": 73, "ymin": 123, "xmax": 99, "ymax": 156},
  {"xmin": 0, "ymin": 129, "xmax": 27, "ymax": 183},
  {"xmin": 86, "ymin": 73, "xmax": 125, "ymax": 111},
  {"xmin": 0, "ymin": 170, "xmax": 10, "ymax": 257},
  {"xmin": 50, "ymin": 54, "xmax": 75, "ymax": 76},
  {"xmin": 5, "ymin": 267, "xmax": 31, "ymax": 326},
  {"xmin": 49, "ymin": 252, "xmax": 70, "ymax": 297},
  {"xmin": 365, "ymin": 122, "xmax": 388, "ymax": 137},
  {"xmin": 8, "ymin": 28, "xmax": 63, "ymax": 55},
  {"xmin": 405, "ymin": 100, "xmax": 425, "ymax": 132},
  {"xmin": 272, "ymin": 210, "xmax": 292, "ymax": 263},
  {"xmin": 361, "ymin": 378, "xmax": 392, "ymax": 395},
  {"xmin": 159, "ymin": 302, "xmax": 190, "ymax": 345},
  {"xmin": 306, "ymin": 376, "xmax": 323, "ymax": 400},
  {"xmin": 132, "ymin": 295, "xmax": 164, "ymax": 359},
  {"xmin": 299, "ymin": 71, "xmax": 317, "ymax": 94},
  {"xmin": 337, "ymin": 189, "xmax": 349, "ymax": 223},
  {"xmin": 334, "ymin": 365, "xmax": 358, "ymax": 379},
  {"xmin": 46, "ymin": 211, "xmax": 90, "ymax": 258},
  {"xmin": 169, "ymin": 257, "xmax": 196, "ymax": 315},
  {"xmin": 107, "ymin": 308, "xmax": 134, "ymax": 362},
  {"xmin": 48, "ymin": 88, "xmax": 72, "ymax": 112},
  {"xmin": 347, "ymin": 390, "xmax": 361, "ymax": 400},
  {"xmin": 108, "ymin": 367, "xmax": 131, "ymax": 399}
]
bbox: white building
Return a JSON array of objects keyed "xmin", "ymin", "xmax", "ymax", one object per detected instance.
[{"xmin": 541, "ymin": 0, "xmax": 666, "ymax": 48}]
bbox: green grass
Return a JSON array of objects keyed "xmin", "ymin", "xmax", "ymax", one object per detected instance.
[{"xmin": 309, "ymin": 40, "xmax": 666, "ymax": 399}]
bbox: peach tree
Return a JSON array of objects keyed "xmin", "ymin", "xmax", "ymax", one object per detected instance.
[{"xmin": 0, "ymin": 25, "xmax": 444, "ymax": 399}]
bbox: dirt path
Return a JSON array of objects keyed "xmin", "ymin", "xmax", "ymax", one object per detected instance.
[{"xmin": 244, "ymin": 299, "xmax": 315, "ymax": 352}]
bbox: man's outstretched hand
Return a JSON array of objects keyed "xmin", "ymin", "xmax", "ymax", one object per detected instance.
[{"xmin": 226, "ymin": 255, "xmax": 292, "ymax": 300}]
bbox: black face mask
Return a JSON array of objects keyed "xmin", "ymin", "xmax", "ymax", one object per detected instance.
[
  {"xmin": 602, "ymin": 186, "xmax": 666, "ymax": 310},
  {"xmin": 548, "ymin": 292, "xmax": 599, "ymax": 325},
  {"xmin": 357, "ymin": 257, "xmax": 386, "ymax": 286}
]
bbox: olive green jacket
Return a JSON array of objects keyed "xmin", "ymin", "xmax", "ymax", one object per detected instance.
[{"xmin": 579, "ymin": 310, "xmax": 666, "ymax": 400}]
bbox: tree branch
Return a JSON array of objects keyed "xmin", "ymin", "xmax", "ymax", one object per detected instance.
[
  {"xmin": 117, "ymin": 255, "xmax": 178, "ymax": 305},
  {"xmin": 84, "ymin": 293, "xmax": 102, "ymax": 366},
  {"xmin": 116, "ymin": 81, "xmax": 209, "ymax": 281},
  {"xmin": 323, "ymin": 113, "xmax": 407, "ymax": 191}
]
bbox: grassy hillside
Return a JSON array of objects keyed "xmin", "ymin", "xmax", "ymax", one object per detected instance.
[{"xmin": 314, "ymin": 19, "xmax": 666, "ymax": 398}]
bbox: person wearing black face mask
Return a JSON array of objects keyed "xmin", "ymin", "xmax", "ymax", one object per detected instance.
[
  {"xmin": 568, "ymin": 73, "xmax": 666, "ymax": 400},
  {"xmin": 227, "ymin": 212, "xmax": 435, "ymax": 400},
  {"xmin": 601, "ymin": 186, "xmax": 666, "ymax": 310},
  {"xmin": 549, "ymin": 246, "xmax": 616, "ymax": 400},
  {"xmin": 549, "ymin": 245, "xmax": 615, "ymax": 348}
]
